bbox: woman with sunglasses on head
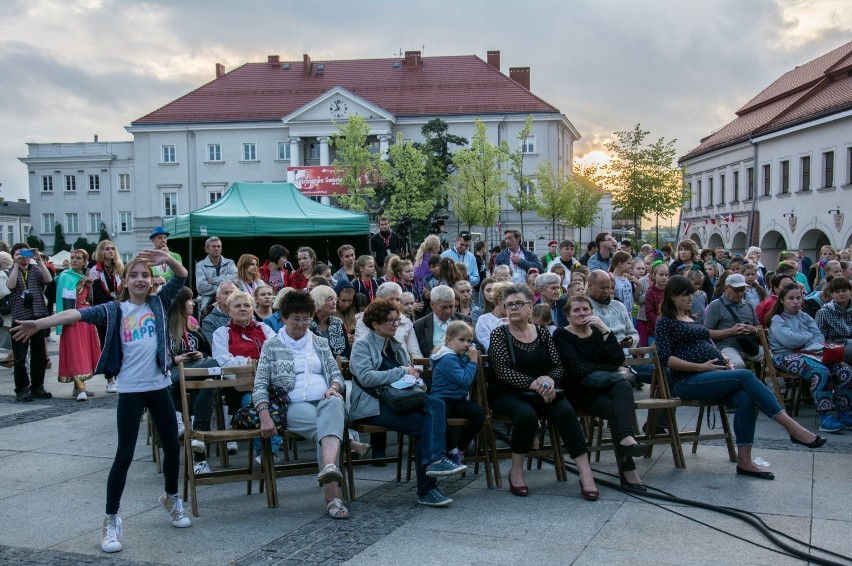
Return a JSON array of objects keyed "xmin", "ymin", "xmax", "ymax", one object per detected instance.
[
  {"xmin": 488, "ymin": 284, "xmax": 598, "ymax": 500},
  {"xmin": 655, "ymin": 275, "xmax": 826, "ymax": 481}
]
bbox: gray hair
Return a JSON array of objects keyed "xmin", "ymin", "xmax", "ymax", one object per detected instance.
[
  {"xmin": 503, "ymin": 284, "xmax": 534, "ymax": 303},
  {"xmin": 205, "ymin": 236, "xmax": 222, "ymax": 247},
  {"xmin": 430, "ymin": 284, "xmax": 456, "ymax": 304},
  {"xmin": 534, "ymin": 272, "xmax": 561, "ymax": 290},
  {"xmin": 216, "ymin": 279, "xmax": 239, "ymax": 294},
  {"xmin": 376, "ymin": 281, "xmax": 402, "ymax": 298},
  {"xmin": 746, "ymin": 246, "xmax": 762, "ymax": 256},
  {"xmin": 0, "ymin": 251, "xmax": 13, "ymax": 270}
]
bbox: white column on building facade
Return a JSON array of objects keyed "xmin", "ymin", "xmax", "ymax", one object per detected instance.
[
  {"xmin": 318, "ymin": 137, "xmax": 331, "ymax": 205},
  {"xmin": 378, "ymin": 135, "xmax": 391, "ymax": 160},
  {"xmin": 289, "ymin": 137, "xmax": 302, "ymax": 166}
]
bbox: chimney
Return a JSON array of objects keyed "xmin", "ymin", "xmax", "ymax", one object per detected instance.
[
  {"xmin": 267, "ymin": 55, "xmax": 279, "ymax": 66},
  {"xmin": 487, "ymin": 50, "xmax": 500, "ymax": 71},
  {"xmin": 215, "ymin": 63, "xmax": 225, "ymax": 78},
  {"xmin": 303, "ymin": 53, "xmax": 312, "ymax": 77},
  {"xmin": 404, "ymin": 50, "xmax": 422, "ymax": 67},
  {"xmin": 509, "ymin": 67, "xmax": 530, "ymax": 90},
  {"xmin": 93, "ymin": 134, "xmax": 98, "ymax": 143}
]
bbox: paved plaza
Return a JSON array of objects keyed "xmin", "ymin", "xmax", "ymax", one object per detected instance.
[{"xmin": 0, "ymin": 339, "xmax": 850, "ymax": 566}]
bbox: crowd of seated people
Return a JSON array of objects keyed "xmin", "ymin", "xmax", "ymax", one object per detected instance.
[{"xmin": 5, "ymin": 220, "xmax": 847, "ymax": 555}]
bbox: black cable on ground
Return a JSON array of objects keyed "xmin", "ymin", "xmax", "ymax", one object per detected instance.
[{"xmin": 555, "ymin": 460, "xmax": 851, "ymax": 566}]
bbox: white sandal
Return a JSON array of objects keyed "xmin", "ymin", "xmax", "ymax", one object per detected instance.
[
  {"xmin": 326, "ymin": 498, "xmax": 349, "ymax": 519},
  {"xmin": 317, "ymin": 463, "xmax": 343, "ymax": 484}
]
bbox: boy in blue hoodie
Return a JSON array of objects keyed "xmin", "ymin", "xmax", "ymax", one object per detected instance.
[{"xmin": 429, "ymin": 321, "xmax": 485, "ymax": 465}]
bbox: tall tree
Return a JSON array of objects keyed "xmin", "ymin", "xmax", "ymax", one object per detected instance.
[
  {"xmin": 534, "ymin": 160, "xmax": 574, "ymax": 240},
  {"xmin": 53, "ymin": 222, "xmax": 70, "ymax": 254},
  {"xmin": 566, "ymin": 168, "xmax": 604, "ymax": 248},
  {"xmin": 99, "ymin": 222, "xmax": 111, "ymax": 242},
  {"xmin": 603, "ymin": 123, "xmax": 684, "ymax": 242},
  {"xmin": 72, "ymin": 237, "xmax": 97, "ymax": 255},
  {"xmin": 26, "ymin": 226, "xmax": 45, "ymax": 251},
  {"xmin": 330, "ymin": 115, "xmax": 381, "ymax": 214},
  {"xmin": 381, "ymin": 133, "xmax": 433, "ymax": 230},
  {"xmin": 506, "ymin": 115, "xmax": 537, "ymax": 235},
  {"xmin": 451, "ymin": 119, "xmax": 508, "ymax": 234}
]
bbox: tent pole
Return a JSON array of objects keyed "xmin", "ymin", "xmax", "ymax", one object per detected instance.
[{"xmin": 188, "ymin": 235, "xmax": 193, "ymax": 290}]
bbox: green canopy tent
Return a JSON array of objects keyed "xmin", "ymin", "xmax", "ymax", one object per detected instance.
[{"xmin": 163, "ymin": 182, "xmax": 371, "ymax": 275}]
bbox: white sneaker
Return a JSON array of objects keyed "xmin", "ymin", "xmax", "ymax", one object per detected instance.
[
  {"xmin": 105, "ymin": 381, "xmax": 118, "ymax": 393},
  {"xmin": 176, "ymin": 413, "xmax": 186, "ymax": 440},
  {"xmin": 158, "ymin": 493, "xmax": 192, "ymax": 528},
  {"xmin": 193, "ymin": 460, "xmax": 211, "ymax": 474},
  {"xmin": 76, "ymin": 391, "xmax": 88, "ymax": 402},
  {"xmin": 101, "ymin": 514, "xmax": 123, "ymax": 553},
  {"xmin": 255, "ymin": 454, "xmax": 282, "ymax": 466},
  {"xmin": 227, "ymin": 441, "xmax": 238, "ymax": 455},
  {"xmin": 190, "ymin": 439, "xmax": 205, "ymax": 454}
]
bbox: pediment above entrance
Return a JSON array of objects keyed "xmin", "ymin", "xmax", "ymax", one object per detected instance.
[{"xmin": 282, "ymin": 87, "xmax": 395, "ymax": 137}]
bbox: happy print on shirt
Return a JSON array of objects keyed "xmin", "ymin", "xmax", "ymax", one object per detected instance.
[{"xmin": 122, "ymin": 311, "xmax": 156, "ymax": 343}]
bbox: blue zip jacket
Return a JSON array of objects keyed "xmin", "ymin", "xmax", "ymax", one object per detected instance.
[
  {"xmin": 429, "ymin": 346, "xmax": 478, "ymax": 400},
  {"xmin": 79, "ymin": 275, "xmax": 185, "ymax": 379}
]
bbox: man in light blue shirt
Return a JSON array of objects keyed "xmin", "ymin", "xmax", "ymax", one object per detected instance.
[{"xmin": 441, "ymin": 231, "xmax": 480, "ymax": 287}]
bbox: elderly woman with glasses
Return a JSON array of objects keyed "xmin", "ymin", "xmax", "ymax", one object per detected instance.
[
  {"xmin": 253, "ymin": 290, "xmax": 349, "ymax": 519},
  {"xmin": 349, "ymin": 299, "xmax": 467, "ymax": 507},
  {"xmin": 487, "ymin": 284, "xmax": 599, "ymax": 500},
  {"xmin": 309, "ymin": 285, "xmax": 350, "ymax": 360}
]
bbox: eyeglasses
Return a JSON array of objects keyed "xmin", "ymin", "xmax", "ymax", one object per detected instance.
[
  {"xmin": 504, "ymin": 301, "xmax": 531, "ymax": 310},
  {"xmin": 288, "ymin": 317, "xmax": 312, "ymax": 325},
  {"xmin": 325, "ymin": 297, "xmax": 338, "ymax": 303},
  {"xmin": 384, "ymin": 317, "xmax": 401, "ymax": 325}
]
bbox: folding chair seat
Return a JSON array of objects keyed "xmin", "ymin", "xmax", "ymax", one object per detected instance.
[{"xmin": 178, "ymin": 363, "xmax": 277, "ymax": 516}]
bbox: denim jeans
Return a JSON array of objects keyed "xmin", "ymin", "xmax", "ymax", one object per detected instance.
[
  {"xmin": 359, "ymin": 395, "xmax": 447, "ymax": 496},
  {"xmin": 672, "ymin": 369, "xmax": 783, "ymax": 446},
  {"xmin": 240, "ymin": 392, "xmax": 282, "ymax": 455}
]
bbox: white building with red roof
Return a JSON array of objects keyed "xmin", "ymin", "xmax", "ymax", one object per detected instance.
[
  {"xmin": 679, "ymin": 40, "xmax": 852, "ymax": 263},
  {"xmin": 21, "ymin": 50, "xmax": 598, "ymax": 256}
]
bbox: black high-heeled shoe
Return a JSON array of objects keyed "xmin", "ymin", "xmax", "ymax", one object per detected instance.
[
  {"xmin": 619, "ymin": 472, "xmax": 648, "ymax": 492},
  {"xmin": 790, "ymin": 434, "xmax": 827, "ymax": 448}
]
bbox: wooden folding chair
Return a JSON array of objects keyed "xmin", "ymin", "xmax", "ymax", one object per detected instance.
[
  {"xmin": 339, "ymin": 360, "xmax": 409, "ymax": 499},
  {"xmin": 756, "ymin": 328, "xmax": 805, "ymax": 414},
  {"xmin": 179, "ymin": 363, "xmax": 278, "ymax": 516},
  {"xmin": 484, "ymin": 354, "xmax": 567, "ymax": 484},
  {"xmin": 403, "ymin": 357, "xmax": 499, "ymax": 488},
  {"xmin": 626, "ymin": 345, "xmax": 685, "ymax": 468}
]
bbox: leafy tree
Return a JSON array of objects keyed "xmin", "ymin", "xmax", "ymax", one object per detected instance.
[
  {"xmin": 72, "ymin": 237, "xmax": 97, "ymax": 255},
  {"xmin": 506, "ymin": 115, "xmax": 537, "ymax": 235},
  {"xmin": 419, "ymin": 118, "xmax": 468, "ymax": 207},
  {"xmin": 99, "ymin": 222, "xmax": 111, "ymax": 242},
  {"xmin": 603, "ymin": 124, "xmax": 686, "ymax": 241},
  {"xmin": 330, "ymin": 115, "xmax": 380, "ymax": 214},
  {"xmin": 381, "ymin": 134, "xmax": 434, "ymax": 248},
  {"xmin": 451, "ymin": 119, "xmax": 508, "ymax": 233},
  {"xmin": 568, "ymin": 163, "xmax": 605, "ymax": 248},
  {"xmin": 534, "ymin": 160, "xmax": 575, "ymax": 240},
  {"xmin": 53, "ymin": 222, "xmax": 70, "ymax": 254},
  {"xmin": 26, "ymin": 226, "xmax": 45, "ymax": 251}
]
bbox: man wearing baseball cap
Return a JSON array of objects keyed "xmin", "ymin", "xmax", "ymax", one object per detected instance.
[
  {"xmin": 703, "ymin": 273, "xmax": 762, "ymax": 370},
  {"xmin": 540, "ymin": 240, "xmax": 559, "ymax": 269},
  {"xmin": 149, "ymin": 226, "xmax": 183, "ymax": 285}
]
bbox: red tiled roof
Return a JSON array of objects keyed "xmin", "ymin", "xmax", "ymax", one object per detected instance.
[
  {"xmin": 681, "ymin": 41, "xmax": 852, "ymax": 162},
  {"xmin": 133, "ymin": 55, "xmax": 559, "ymax": 125}
]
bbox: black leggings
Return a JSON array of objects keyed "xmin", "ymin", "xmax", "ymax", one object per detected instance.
[
  {"xmin": 488, "ymin": 391, "xmax": 588, "ymax": 459},
  {"xmin": 571, "ymin": 379, "xmax": 638, "ymax": 471},
  {"xmin": 106, "ymin": 387, "xmax": 180, "ymax": 514},
  {"xmin": 441, "ymin": 397, "xmax": 486, "ymax": 452}
]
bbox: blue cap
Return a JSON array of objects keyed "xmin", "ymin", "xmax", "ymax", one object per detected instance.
[{"xmin": 149, "ymin": 226, "xmax": 170, "ymax": 240}]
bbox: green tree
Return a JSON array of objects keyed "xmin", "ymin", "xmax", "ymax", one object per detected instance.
[
  {"xmin": 603, "ymin": 124, "xmax": 686, "ymax": 241},
  {"xmin": 451, "ymin": 119, "xmax": 508, "ymax": 233},
  {"xmin": 26, "ymin": 226, "xmax": 45, "ymax": 251},
  {"xmin": 534, "ymin": 160, "xmax": 575, "ymax": 240},
  {"xmin": 53, "ymin": 222, "xmax": 70, "ymax": 254},
  {"xmin": 72, "ymin": 237, "xmax": 97, "ymax": 255},
  {"xmin": 330, "ymin": 115, "xmax": 380, "ymax": 214},
  {"xmin": 569, "ymin": 163, "xmax": 605, "ymax": 248},
  {"xmin": 381, "ymin": 133, "xmax": 433, "ymax": 227},
  {"xmin": 506, "ymin": 115, "xmax": 538, "ymax": 235},
  {"xmin": 419, "ymin": 118, "xmax": 468, "ymax": 208},
  {"xmin": 99, "ymin": 222, "xmax": 111, "ymax": 242}
]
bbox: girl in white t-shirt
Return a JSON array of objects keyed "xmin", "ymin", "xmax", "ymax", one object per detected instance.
[{"xmin": 12, "ymin": 250, "xmax": 191, "ymax": 554}]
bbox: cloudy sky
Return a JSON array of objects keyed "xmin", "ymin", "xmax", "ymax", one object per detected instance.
[{"xmin": 1, "ymin": 0, "xmax": 851, "ymax": 203}]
